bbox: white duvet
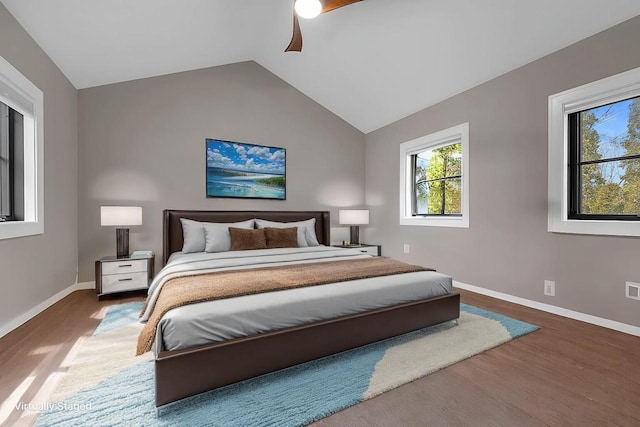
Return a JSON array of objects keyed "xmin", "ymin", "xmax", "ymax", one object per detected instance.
[{"xmin": 141, "ymin": 246, "xmax": 453, "ymax": 355}]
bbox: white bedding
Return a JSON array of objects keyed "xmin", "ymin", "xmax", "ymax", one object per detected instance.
[{"xmin": 142, "ymin": 246, "xmax": 453, "ymax": 355}]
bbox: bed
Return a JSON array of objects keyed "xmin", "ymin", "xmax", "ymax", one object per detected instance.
[{"xmin": 147, "ymin": 210, "xmax": 460, "ymax": 407}]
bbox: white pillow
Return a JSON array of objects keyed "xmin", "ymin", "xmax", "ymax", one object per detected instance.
[
  {"xmin": 255, "ymin": 218, "xmax": 319, "ymax": 247},
  {"xmin": 204, "ymin": 219, "xmax": 255, "ymax": 253},
  {"xmin": 180, "ymin": 218, "xmax": 206, "ymax": 253}
]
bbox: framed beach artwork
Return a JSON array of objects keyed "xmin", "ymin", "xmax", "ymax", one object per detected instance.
[{"xmin": 205, "ymin": 139, "xmax": 286, "ymax": 200}]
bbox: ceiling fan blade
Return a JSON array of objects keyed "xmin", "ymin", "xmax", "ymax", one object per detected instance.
[
  {"xmin": 285, "ymin": 12, "xmax": 303, "ymax": 52},
  {"xmin": 322, "ymin": 0, "xmax": 362, "ymax": 14}
]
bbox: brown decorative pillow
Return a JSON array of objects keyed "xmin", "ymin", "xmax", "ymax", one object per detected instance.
[
  {"xmin": 229, "ymin": 227, "xmax": 267, "ymax": 251},
  {"xmin": 264, "ymin": 227, "xmax": 299, "ymax": 249}
]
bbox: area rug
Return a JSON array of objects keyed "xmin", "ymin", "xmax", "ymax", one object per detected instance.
[{"xmin": 35, "ymin": 301, "xmax": 538, "ymax": 426}]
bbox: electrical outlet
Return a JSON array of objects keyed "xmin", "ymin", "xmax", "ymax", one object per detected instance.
[
  {"xmin": 403, "ymin": 244, "xmax": 410, "ymax": 254},
  {"xmin": 626, "ymin": 282, "xmax": 640, "ymax": 300},
  {"xmin": 544, "ymin": 280, "xmax": 555, "ymax": 296}
]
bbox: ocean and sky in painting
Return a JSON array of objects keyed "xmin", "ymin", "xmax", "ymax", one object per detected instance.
[{"xmin": 206, "ymin": 139, "xmax": 286, "ymax": 199}]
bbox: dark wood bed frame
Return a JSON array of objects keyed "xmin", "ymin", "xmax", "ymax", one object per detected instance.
[{"xmin": 156, "ymin": 210, "xmax": 460, "ymax": 407}]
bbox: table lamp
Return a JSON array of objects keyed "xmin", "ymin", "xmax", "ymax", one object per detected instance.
[
  {"xmin": 101, "ymin": 206, "xmax": 142, "ymax": 258},
  {"xmin": 339, "ymin": 209, "xmax": 369, "ymax": 246}
]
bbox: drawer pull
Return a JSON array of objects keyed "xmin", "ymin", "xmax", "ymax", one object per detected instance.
[
  {"xmin": 119, "ymin": 264, "xmax": 133, "ymax": 267},
  {"xmin": 118, "ymin": 278, "xmax": 133, "ymax": 282}
]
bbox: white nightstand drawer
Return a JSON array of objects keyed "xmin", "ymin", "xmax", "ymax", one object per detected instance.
[
  {"xmin": 102, "ymin": 272, "xmax": 148, "ymax": 294},
  {"xmin": 102, "ymin": 259, "xmax": 147, "ymax": 275},
  {"xmin": 356, "ymin": 246, "xmax": 379, "ymax": 256}
]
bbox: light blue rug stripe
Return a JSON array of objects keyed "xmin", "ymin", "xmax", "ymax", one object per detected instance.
[
  {"xmin": 93, "ymin": 301, "xmax": 145, "ymax": 336},
  {"xmin": 461, "ymin": 303, "xmax": 539, "ymax": 338},
  {"xmin": 36, "ymin": 341, "xmax": 387, "ymax": 426},
  {"xmin": 37, "ymin": 301, "xmax": 539, "ymax": 427}
]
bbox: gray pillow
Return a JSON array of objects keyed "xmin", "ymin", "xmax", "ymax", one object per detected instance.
[
  {"xmin": 204, "ymin": 219, "xmax": 255, "ymax": 252},
  {"xmin": 255, "ymin": 218, "xmax": 319, "ymax": 247},
  {"xmin": 180, "ymin": 218, "xmax": 206, "ymax": 253}
]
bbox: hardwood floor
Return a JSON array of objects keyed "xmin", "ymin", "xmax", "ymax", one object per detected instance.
[
  {"xmin": 0, "ymin": 290, "xmax": 144, "ymax": 427},
  {"xmin": 316, "ymin": 290, "xmax": 640, "ymax": 427},
  {"xmin": 0, "ymin": 289, "xmax": 638, "ymax": 426}
]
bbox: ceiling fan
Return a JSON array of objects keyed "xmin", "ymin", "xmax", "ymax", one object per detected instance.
[{"xmin": 286, "ymin": 0, "xmax": 363, "ymax": 52}]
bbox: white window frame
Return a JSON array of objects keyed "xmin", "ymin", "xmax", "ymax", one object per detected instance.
[
  {"xmin": 0, "ymin": 56, "xmax": 44, "ymax": 240},
  {"xmin": 548, "ymin": 66, "xmax": 640, "ymax": 237},
  {"xmin": 399, "ymin": 122, "xmax": 469, "ymax": 228}
]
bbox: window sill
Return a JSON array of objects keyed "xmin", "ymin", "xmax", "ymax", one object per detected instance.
[
  {"xmin": 0, "ymin": 220, "xmax": 44, "ymax": 240},
  {"xmin": 400, "ymin": 216, "xmax": 469, "ymax": 228},
  {"xmin": 548, "ymin": 219, "xmax": 640, "ymax": 237}
]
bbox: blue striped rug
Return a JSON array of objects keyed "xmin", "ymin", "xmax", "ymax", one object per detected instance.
[{"xmin": 36, "ymin": 301, "xmax": 537, "ymax": 426}]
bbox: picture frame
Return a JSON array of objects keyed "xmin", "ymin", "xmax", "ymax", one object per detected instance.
[{"xmin": 205, "ymin": 139, "xmax": 286, "ymax": 200}]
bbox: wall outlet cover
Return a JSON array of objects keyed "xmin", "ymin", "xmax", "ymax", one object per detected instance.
[
  {"xmin": 626, "ymin": 282, "xmax": 640, "ymax": 300},
  {"xmin": 544, "ymin": 280, "xmax": 555, "ymax": 296}
]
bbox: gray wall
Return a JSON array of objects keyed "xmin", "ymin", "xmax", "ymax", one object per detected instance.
[
  {"xmin": 0, "ymin": 4, "xmax": 78, "ymax": 328},
  {"xmin": 365, "ymin": 16, "xmax": 640, "ymax": 327},
  {"xmin": 78, "ymin": 62, "xmax": 365, "ymax": 281}
]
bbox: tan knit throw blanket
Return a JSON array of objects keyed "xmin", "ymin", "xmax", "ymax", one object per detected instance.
[{"xmin": 137, "ymin": 257, "xmax": 433, "ymax": 355}]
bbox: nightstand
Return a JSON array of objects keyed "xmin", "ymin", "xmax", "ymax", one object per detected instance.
[
  {"xmin": 332, "ymin": 243, "xmax": 381, "ymax": 256},
  {"xmin": 95, "ymin": 254, "xmax": 154, "ymax": 299}
]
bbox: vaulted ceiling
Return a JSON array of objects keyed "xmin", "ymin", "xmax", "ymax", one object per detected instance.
[{"xmin": 3, "ymin": 0, "xmax": 640, "ymax": 133}]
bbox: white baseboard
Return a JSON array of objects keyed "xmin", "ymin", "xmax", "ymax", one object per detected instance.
[
  {"xmin": 76, "ymin": 281, "xmax": 96, "ymax": 290},
  {"xmin": 0, "ymin": 281, "xmax": 95, "ymax": 340},
  {"xmin": 453, "ymin": 280, "xmax": 640, "ymax": 337}
]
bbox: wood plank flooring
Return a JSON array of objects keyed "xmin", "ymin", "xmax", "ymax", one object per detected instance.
[
  {"xmin": 315, "ymin": 290, "xmax": 640, "ymax": 426},
  {"xmin": 0, "ymin": 290, "xmax": 143, "ymax": 427},
  {"xmin": 0, "ymin": 289, "xmax": 638, "ymax": 426}
]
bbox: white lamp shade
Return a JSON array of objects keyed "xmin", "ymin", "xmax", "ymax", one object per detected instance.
[
  {"xmin": 101, "ymin": 206, "xmax": 142, "ymax": 226},
  {"xmin": 339, "ymin": 209, "xmax": 369, "ymax": 225}
]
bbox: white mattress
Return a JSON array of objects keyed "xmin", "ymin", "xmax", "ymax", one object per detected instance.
[{"xmin": 141, "ymin": 246, "xmax": 453, "ymax": 355}]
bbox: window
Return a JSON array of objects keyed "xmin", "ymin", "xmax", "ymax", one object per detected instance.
[
  {"xmin": 400, "ymin": 123, "xmax": 469, "ymax": 227},
  {"xmin": 0, "ymin": 101, "xmax": 24, "ymax": 222},
  {"xmin": 0, "ymin": 102, "xmax": 12, "ymax": 220},
  {"xmin": 549, "ymin": 66, "xmax": 640, "ymax": 236},
  {"xmin": 412, "ymin": 142, "xmax": 462, "ymax": 216},
  {"xmin": 0, "ymin": 56, "xmax": 44, "ymax": 240},
  {"xmin": 568, "ymin": 96, "xmax": 640, "ymax": 220}
]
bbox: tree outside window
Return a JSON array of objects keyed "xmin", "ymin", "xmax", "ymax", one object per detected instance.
[
  {"xmin": 570, "ymin": 96, "xmax": 640, "ymax": 219},
  {"xmin": 413, "ymin": 142, "xmax": 462, "ymax": 216}
]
